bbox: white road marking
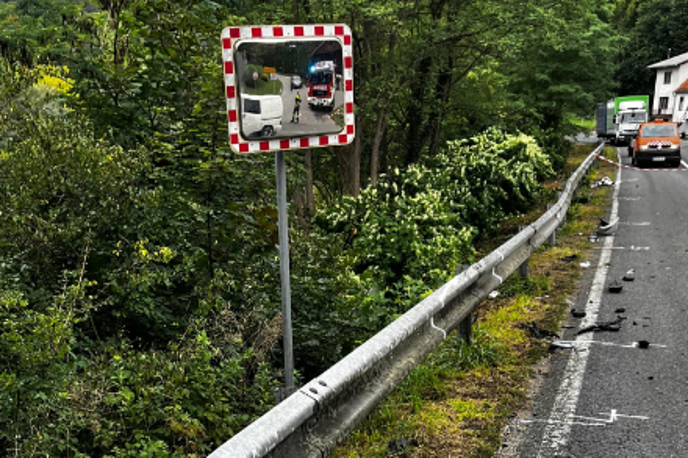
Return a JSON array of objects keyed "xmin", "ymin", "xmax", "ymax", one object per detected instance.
[
  {"xmin": 537, "ymin": 151, "xmax": 622, "ymax": 457},
  {"xmin": 553, "ymin": 340, "xmax": 668, "ymax": 349},
  {"xmin": 572, "ymin": 409, "xmax": 649, "ymax": 423},
  {"xmin": 593, "ymin": 246, "xmax": 650, "ymax": 251},
  {"xmin": 523, "ymin": 409, "xmax": 648, "ymax": 428},
  {"xmin": 521, "ymin": 419, "xmax": 607, "ymax": 427},
  {"xmin": 623, "ymin": 178, "xmax": 639, "ymax": 182},
  {"xmin": 681, "ymin": 160, "xmax": 688, "ymax": 169},
  {"xmin": 619, "ymin": 197, "xmax": 641, "ymax": 201},
  {"xmin": 618, "ymin": 221, "xmax": 651, "ymax": 226}
]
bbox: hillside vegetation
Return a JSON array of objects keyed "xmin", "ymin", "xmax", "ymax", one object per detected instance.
[{"xmin": 0, "ymin": 1, "xmax": 623, "ymax": 456}]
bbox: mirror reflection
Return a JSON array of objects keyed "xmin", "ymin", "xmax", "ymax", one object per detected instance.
[{"xmin": 235, "ymin": 39, "xmax": 345, "ymax": 140}]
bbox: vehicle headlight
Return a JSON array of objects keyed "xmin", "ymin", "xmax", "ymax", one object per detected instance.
[{"xmin": 639, "ymin": 145, "xmax": 649, "ymax": 151}]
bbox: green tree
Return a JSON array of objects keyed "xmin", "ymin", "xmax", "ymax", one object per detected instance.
[{"xmin": 614, "ymin": 0, "xmax": 688, "ymax": 96}]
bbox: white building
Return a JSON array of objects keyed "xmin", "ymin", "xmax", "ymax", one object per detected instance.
[{"xmin": 648, "ymin": 51, "xmax": 688, "ymax": 123}]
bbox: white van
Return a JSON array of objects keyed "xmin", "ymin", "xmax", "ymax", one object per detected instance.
[{"xmin": 241, "ymin": 95, "xmax": 283, "ymax": 138}]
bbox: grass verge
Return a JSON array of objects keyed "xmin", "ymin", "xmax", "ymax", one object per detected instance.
[{"xmin": 330, "ymin": 144, "xmax": 617, "ymax": 458}]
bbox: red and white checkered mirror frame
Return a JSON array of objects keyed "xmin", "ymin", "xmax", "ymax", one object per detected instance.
[{"xmin": 221, "ymin": 24, "xmax": 355, "ymax": 154}]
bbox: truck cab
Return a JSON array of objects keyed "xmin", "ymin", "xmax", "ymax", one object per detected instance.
[
  {"xmin": 614, "ymin": 100, "xmax": 648, "ymax": 145},
  {"xmin": 307, "ymin": 61, "xmax": 336, "ymax": 110}
]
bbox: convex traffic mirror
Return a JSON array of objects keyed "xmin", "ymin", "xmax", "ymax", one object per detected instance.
[{"xmin": 221, "ymin": 25, "xmax": 355, "ymax": 154}]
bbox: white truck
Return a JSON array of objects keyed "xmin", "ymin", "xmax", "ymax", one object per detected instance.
[
  {"xmin": 307, "ymin": 61, "xmax": 336, "ymax": 110},
  {"xmin": 596, "ymin": 95, "xmax": 649, "ymax": 146}
]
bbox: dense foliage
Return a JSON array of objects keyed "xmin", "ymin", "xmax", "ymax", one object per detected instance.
[
  {"xmin": 0, "ymin": 0, "xmax": 617, "ymax": 455},
  {"xmin": 614, "ymin": 0, "xmax": 688, "ymax": 96}
]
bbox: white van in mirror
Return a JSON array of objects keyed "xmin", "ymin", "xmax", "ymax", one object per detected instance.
[{"xmin": 241, "ymin": 95, "xmax": 283, "ymax": 138}]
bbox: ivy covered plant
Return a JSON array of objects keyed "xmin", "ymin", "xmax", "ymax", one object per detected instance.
[
  {"xmin": 316, "ymin": 128, "xmax": 552, "ymax": 279},
  {"xmin": 313, "ymin": 128, "xmax": 552, "ymax": 332}
]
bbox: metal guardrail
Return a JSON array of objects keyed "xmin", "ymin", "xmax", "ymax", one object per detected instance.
[{"xmin": 209, "ymin": 142, "xmax": 605, "ymax": 458}]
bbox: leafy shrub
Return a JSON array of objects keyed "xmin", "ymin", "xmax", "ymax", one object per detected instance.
[
  {"xmin": 316, "ymin": 128, "xmax": 552, "ymax": 285},
  {"xmin": 311, "ymin": 128, "xmax": 552, "ymax": 338}
]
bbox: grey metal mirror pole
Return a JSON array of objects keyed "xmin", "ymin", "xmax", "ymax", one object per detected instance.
[{"xmin": 275, "ymin": 150, "xmax": 295, "ymax": 393}]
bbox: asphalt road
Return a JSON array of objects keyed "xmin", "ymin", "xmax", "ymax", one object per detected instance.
[
  {"xmin": 277, "ymin": 74, "xmax": 344, "ymax": 137},
  {"xmin": 501, "ymin": 139, "xmax": 688, "ymax": 457}
]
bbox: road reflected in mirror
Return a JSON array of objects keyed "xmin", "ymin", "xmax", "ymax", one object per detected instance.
[{"xmin": 235, "ymin": 39, "xmax": 345, "ymax": 140}]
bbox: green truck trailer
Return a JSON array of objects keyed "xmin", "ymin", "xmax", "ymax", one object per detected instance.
[{"xmin": 596, "ymin": 95, "xmax": 650, "ymax": 145}]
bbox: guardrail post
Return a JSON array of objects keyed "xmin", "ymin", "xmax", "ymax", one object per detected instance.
[
  {"xmin": 546, "ymin": 204, "xmax": 556, "ymax": 245},
  {"xmin": 517, "ymin": 226, "xmax": 530, "ymax": 277},
  {"xmin": 557, "ymin": 191, "xmax": 567, "ymax": 225},
  {"xmin": 457, "ymin": 314, "xmax": 473, "ymax": 345}
]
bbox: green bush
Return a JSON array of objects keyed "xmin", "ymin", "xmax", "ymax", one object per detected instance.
[{"xmin": 312, "ymin": 128, "xmax": 553, "ymax": 335}]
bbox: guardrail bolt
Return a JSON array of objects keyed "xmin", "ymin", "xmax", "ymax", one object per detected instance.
[{"xmin": 457, "ymin": 314, "xmax": 473, "ymax": 345}]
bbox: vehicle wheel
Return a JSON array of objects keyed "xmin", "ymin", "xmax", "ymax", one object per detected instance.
[{"xmin": 261, "ymin": 126, "xmax": 275, "ymax": 137}]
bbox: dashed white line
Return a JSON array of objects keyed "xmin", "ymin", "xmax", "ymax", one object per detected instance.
[{"xmin": 618, "ymin": 221, "xmax": 651, "ymax": 226}]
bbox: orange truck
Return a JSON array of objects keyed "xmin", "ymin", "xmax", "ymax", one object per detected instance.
[{"xmin": 630, "ymin": 119, "xmax": 681, "ymax": 167}]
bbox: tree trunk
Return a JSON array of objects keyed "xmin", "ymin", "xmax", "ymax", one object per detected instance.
[
  {"xmin": 292, "ymin": 0, "xmax": 299, "ymax": 22},
  {"xmin": 305, "ymin": 149, "xmax": 315, "ymax": 216},
  {"xmin": 404, "ymin": 56, "xmax": 432, "ymax": 165},
  {"xmin": 293, "ymin": 189, "xmax": 308, "ymax": 230},
  {"xmin": 336, "ymin": 130, "xmax": 361, "ymax": 197},
  {"xmin": 427, "ymin": 63, "xmax": 454, "ymax": 157},
  {"xmin": 370, "ymin": 110, "xmax": 387, "ymax": 186}
]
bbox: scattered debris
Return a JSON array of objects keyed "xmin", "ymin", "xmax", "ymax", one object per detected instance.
[
  {"xmin": 519, "ymin": 321, "xmax": 560, "ymax": 339},
  {"xmin": 588, "ymin": 233, "xmax": 599, "ymax": 243},
  {"xmin": 591, "ymin": 176, "xmax": 614, "ymax": 188},
  {"xmin": 577, "ymin": 316, "xmax": 626, "ymax": 335},
  {"xmin": 550, "ymin": 341, "xmax": 576, "ymax": 350},
  {"xmin": 637, "ymin": 340, "xmax": 650, "ymax": 349},
  {"xmin": 623, "ymin": 269, "xmax": 635, "ymax": 281},
  {"xmin": 608, "ymin": 280, "xmax": 623, "ymax": 293},
  {"xmin": 489, "ymin": 291, "xmax": 500, "ymax": 299},
  {"xmin": 388, "ymin": 438, "xmax": 415, "ymax": 456},
  {"xmin": 560, "ymin": 254, "xmax": 579, "ymax": 263},
  {"xmin": 579, "ymin": 261, "xmax": 591, "ymax": 268},
  {"xmin": 571, "ymin": 309, "xmax": 587, "ymax": 319},
  {"xmin": 597, "ymin": 217, "xmax": 619, "ymax": 235},
  {"xmin": 614, "ymin": 308, "xmax": 626, "ymax": 314}
]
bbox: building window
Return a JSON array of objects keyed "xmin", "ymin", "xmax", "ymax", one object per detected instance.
[
  {"xmin": 664, "ymin": 71, "xmax": 672, "ymax": 84},
  {"xmin": 660, "ymin": 97, "xmax": 669, "ymax": 109},
  {"xmin": 680, "ymin": 97, "xmax": 685, "ymax": 112}
]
